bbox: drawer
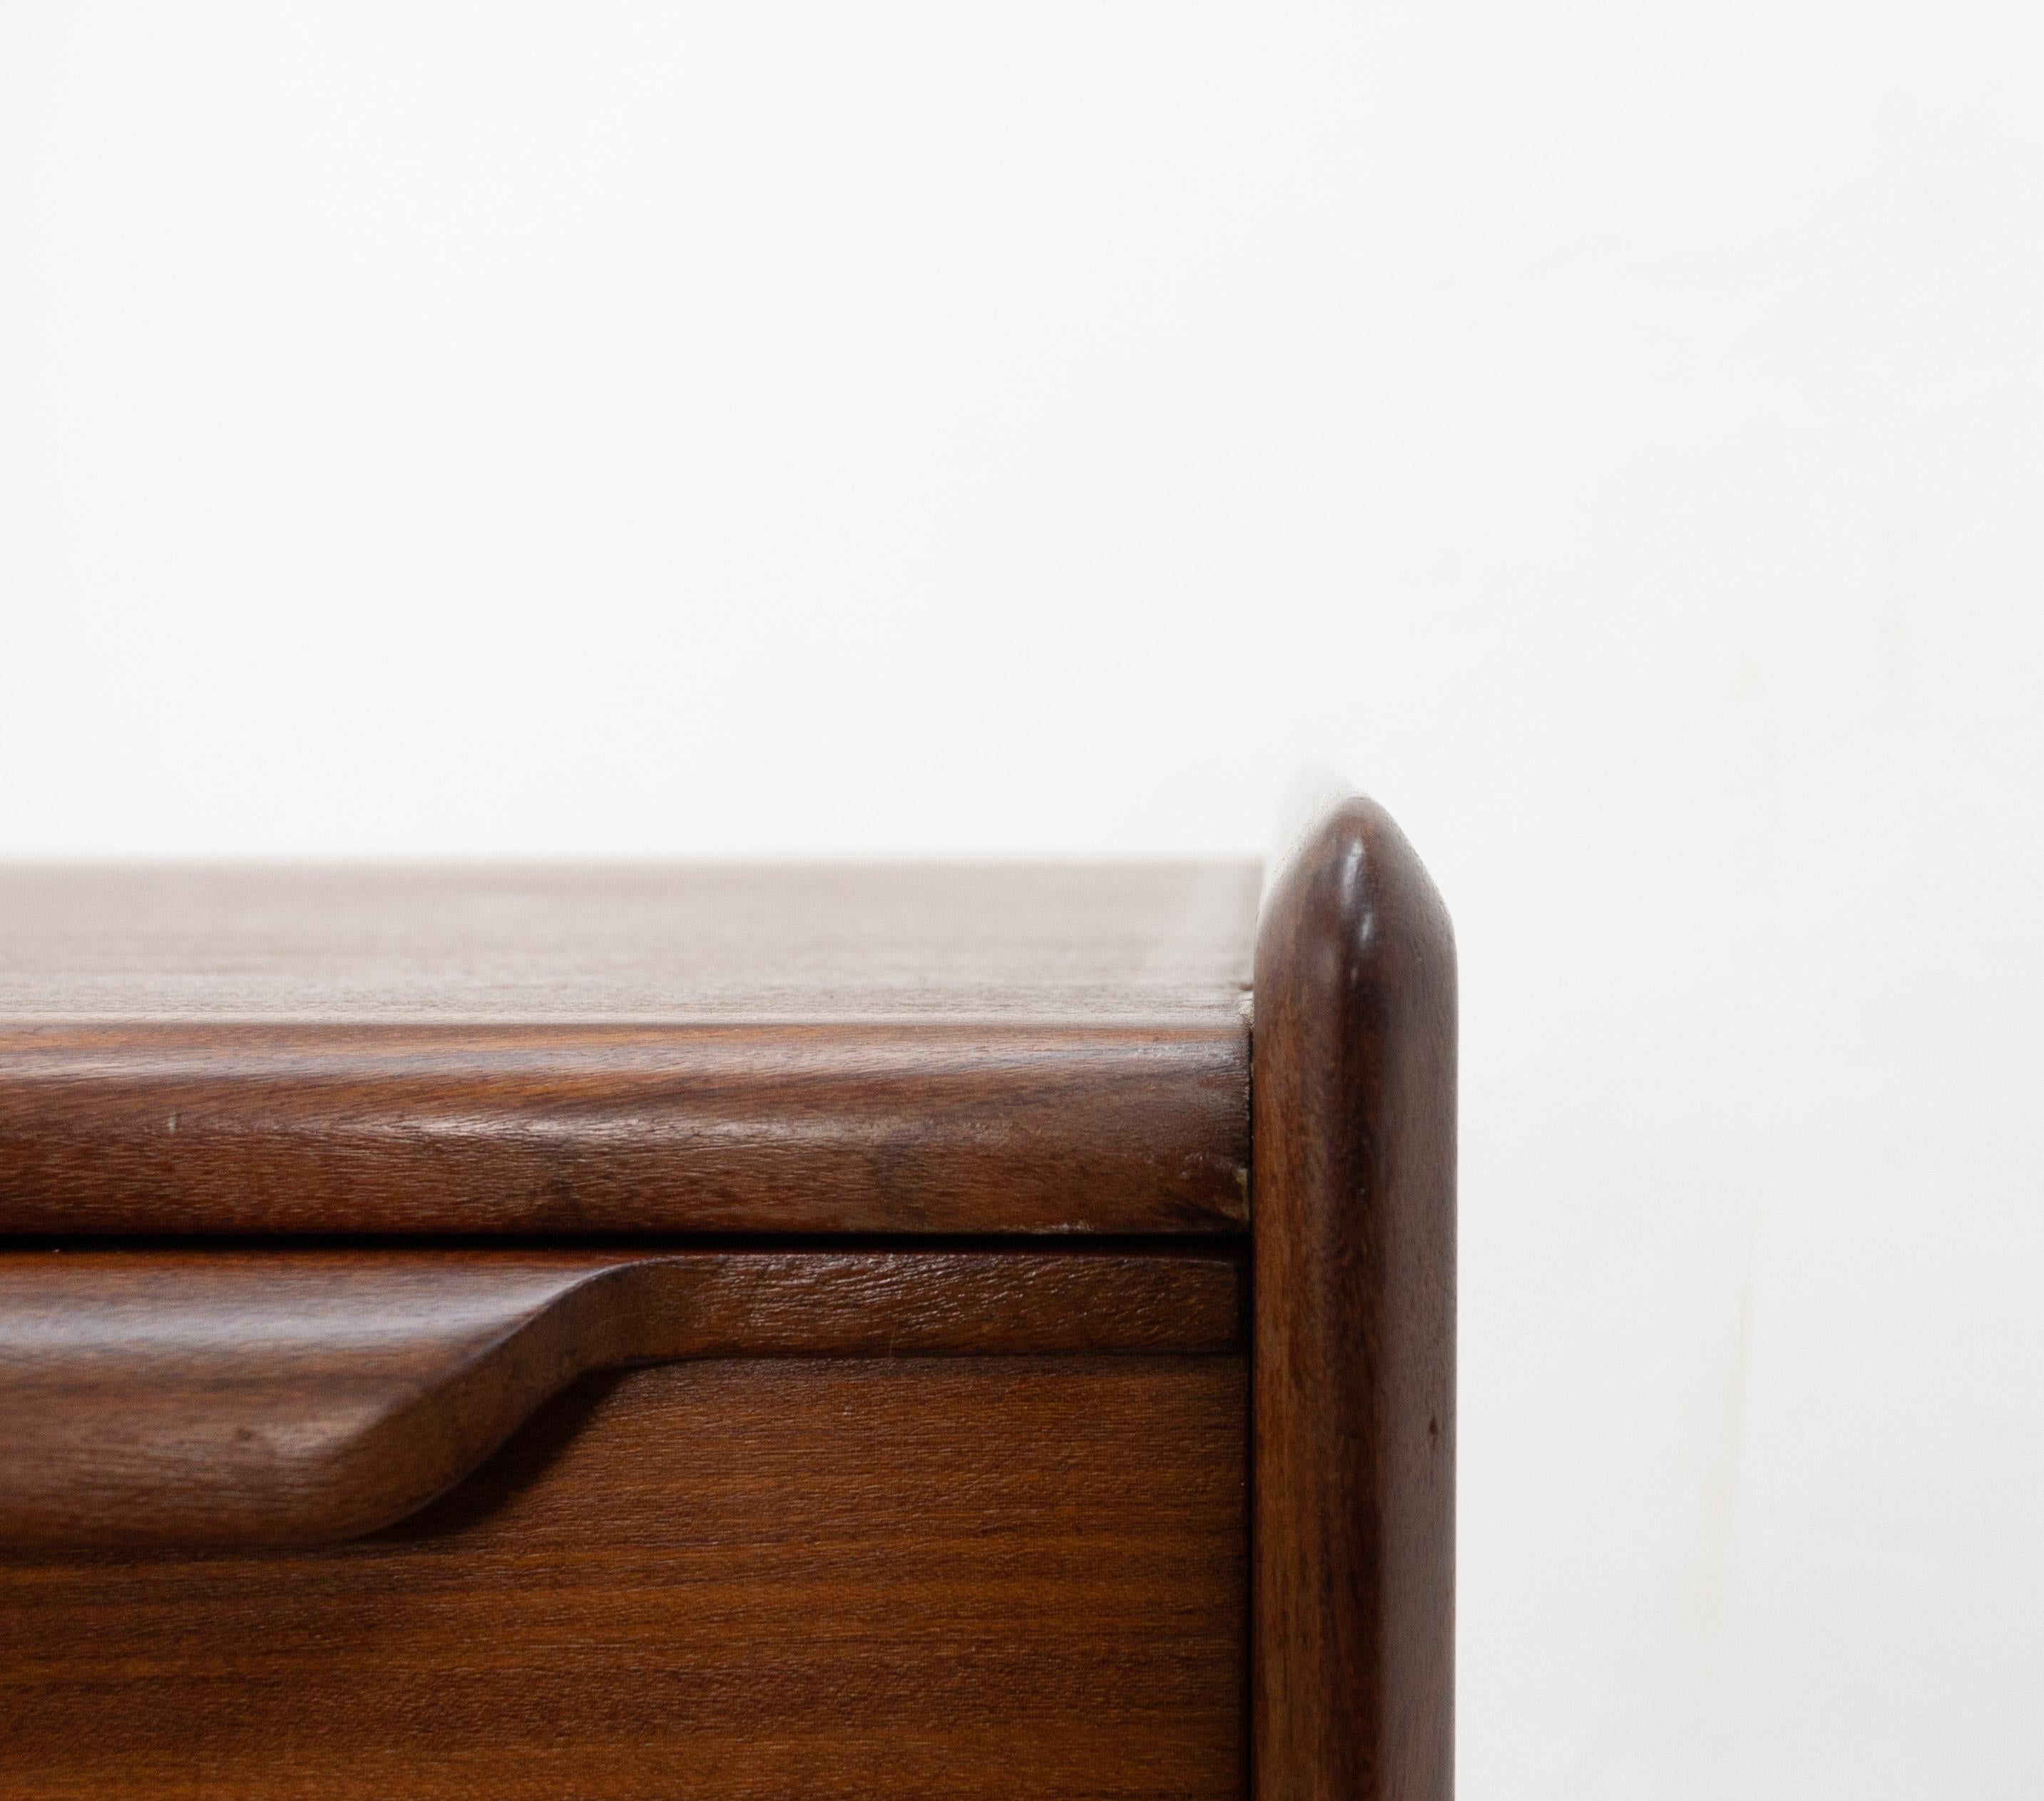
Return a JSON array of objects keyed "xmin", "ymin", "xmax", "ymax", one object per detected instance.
[
  {"xmin": 3, "ymin": 1359, "xmax": 1245, "ymax": 1801},
  {"xmin": 0, "ymin": 1249, "xmax": 1245, "ymax": 1801}
]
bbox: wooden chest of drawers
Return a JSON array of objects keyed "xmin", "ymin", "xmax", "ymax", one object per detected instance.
[{"xmin": 0, "ymin": 792, "xmax": 1454, "ymax": 1800}]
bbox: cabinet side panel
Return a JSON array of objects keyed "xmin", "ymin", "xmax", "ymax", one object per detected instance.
[{"xmin": 1253, "ymin": 796, "xmax": 1457, "ymax": 1800}]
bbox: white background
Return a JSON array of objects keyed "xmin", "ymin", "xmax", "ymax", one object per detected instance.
[{"xmin": 3, "ymin": 4, "xmax": 2040, "ymax": 1794}]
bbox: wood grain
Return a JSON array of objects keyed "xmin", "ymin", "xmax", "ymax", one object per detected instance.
[
  {"xmin": 0, "ymin": 864, "xmax": 1257, "ymax": 1236},
  {"xmin": 1251, "ymin": 794, "xmax": 1457, "ymax": 1801},
  {"xmin": 0, "ymin": 1246, "xmax": 1242, "ymax": 1549},
  {"xmin": 0, "ymin": 1355, "xmax": 1249, "ymax": 1801}
]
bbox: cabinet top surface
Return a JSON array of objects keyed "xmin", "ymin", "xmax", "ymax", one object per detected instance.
[
  {"xmin": 0, "ymin": 864, "xmax": 1258, "ymax": 1238},
  {"xmin": 0, "ymin": 863, "xmax": 1258, "ymax": 1025}
]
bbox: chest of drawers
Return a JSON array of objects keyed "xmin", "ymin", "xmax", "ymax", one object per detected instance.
[{"xmin": 0, "ymin": 790, "xmax": 1453, "ymax": 1800}]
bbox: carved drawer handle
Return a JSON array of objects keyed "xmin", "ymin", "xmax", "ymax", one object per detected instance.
[{"xmin": 0, "ymin": 1248, "xmax": 1241, "ymax": 1550}]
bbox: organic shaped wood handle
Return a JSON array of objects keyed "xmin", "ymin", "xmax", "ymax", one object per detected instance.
[{"xmin": 0, "ymin": 1248, "xmax": 1242, "ymax": 1550}]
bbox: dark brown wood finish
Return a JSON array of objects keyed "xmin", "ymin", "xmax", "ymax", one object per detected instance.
[
  {"xmin": 0, "ymin": 864, "xmax": 1256, "ymax": 1236},
  {"xmin": 0, "ymin": 799, "xmax": 1461, "ymax": 1799},
  {"xmin": 0, "ymin": 1247, "xmax": 1242, "ymax": 1550},
  {"xmin": 0, "ymin": 1355, "xmax": 1248, "ymax": 1801},
  {"xmin": 1252, "ymin": 795, "xmax": 1457, "ymax": 1801}
]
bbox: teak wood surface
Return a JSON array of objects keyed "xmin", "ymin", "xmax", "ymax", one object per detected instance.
[
  {"xmin": 0, "ymin": 1356, "xmax": 1249, "ymax": 1801},
  {"xmin": 0, "ymin": 862, "xmax": 1257, "ymax": 1236}
]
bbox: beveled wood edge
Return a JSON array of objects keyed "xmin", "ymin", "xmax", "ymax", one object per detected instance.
[
  {"xmin": 0, "ymin": 1246, "xmax": 1243, "ymax": 1551},
  {"xmin": 0, "ymin": 1020, "xmax": 1250, "ymax": 1238},
  {"xmin": 1251, "ymin": 793, "xmax": 1457, "ymax": 1801}
]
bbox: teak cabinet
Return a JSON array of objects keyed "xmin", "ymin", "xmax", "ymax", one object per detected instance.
[{"xmin": 0, "ymin": 790, "xmax": 1455, "ymax": 1801}]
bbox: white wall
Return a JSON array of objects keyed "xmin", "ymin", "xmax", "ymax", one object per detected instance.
[{"xmin": 2, "ymin": 4, "xmax": 2039, "ymax": 1793}]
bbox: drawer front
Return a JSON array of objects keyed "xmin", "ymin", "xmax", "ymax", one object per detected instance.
[{"xmin": 1, "ymin": 1355, "xmax": 1247, "ymax": 1800}]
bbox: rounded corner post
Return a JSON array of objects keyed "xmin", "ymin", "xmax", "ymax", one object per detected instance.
[{"xmin": 1252, "ymin": 793, "xmax": 1457, "ymax": 1801}]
